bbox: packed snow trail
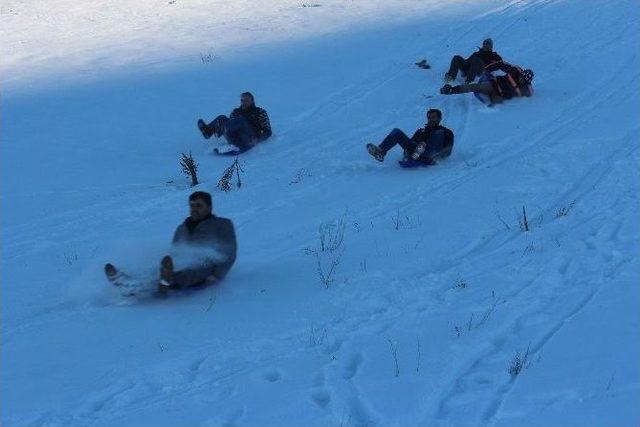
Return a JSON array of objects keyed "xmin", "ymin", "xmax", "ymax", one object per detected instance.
[{"xmin": 2, "ymin": 0, "xmax": 639, "ymax": 426}]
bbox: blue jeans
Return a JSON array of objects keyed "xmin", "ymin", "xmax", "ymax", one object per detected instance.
[{"xmin": 211, "ymin": 115, "xmax": 255, "ymax": 150}]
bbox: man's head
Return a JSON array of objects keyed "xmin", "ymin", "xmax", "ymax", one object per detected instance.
[
  {"xmin": 426, "ymin": 108, "xmax": 442, "ymax": 127},
  {"xmin": 482, "ymin": 38, "xmax": 493, "ymax": 52},
  {"xmin": 240, "ymin": 92, "xmax": 255, "ymax": 110},
  {"xmin": 189, "ymin": 191, "xmax": 212, "ymax": 222}
]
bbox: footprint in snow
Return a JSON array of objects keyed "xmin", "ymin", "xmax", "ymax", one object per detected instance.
[
  {"xmin": 343, "ymin": 353, "xmax": 363, "ymax": 380},
  {"xmin": 310, "ymin": 388, "xmax": 331, "ymax": 409},
  {"xmin": 263, "ymin": 369, "xmax": 282, "ymax": 382}
]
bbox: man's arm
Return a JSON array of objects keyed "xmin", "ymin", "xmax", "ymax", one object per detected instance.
[
  {"xmin": 411, "ymin": 128, "xmax": 425, "ymax": 142},
  {"xmin": 213, "ymin": 219, "xmax": 237, "ymax": 279},
  {"xmin": 485, "ymin": 60, "xmax": 519, "ymax": 76},
  {"xmin": 441, "ymin": 128, "xmax": 454, "ymax": 157},
  {"xmin": 257, "ymin": 108, "xmax": 272, "ymax": 140},
  {"xmin": 171, "ymin": 224, "xmax": 185, "ymax": 245}
]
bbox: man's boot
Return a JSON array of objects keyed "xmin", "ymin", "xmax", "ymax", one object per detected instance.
[
  {"xmin": 158, "ymin": 255, "xmax": 174, "ymax": 296},
  {"xmin": 366, "ymin": 143, "xmax": 386, "ymax": 162},
  {"xmin": 440, "ymin": 84, "xmax": 462, "ymax": 95},
  {"xmin": 197, "ymin": 119, "xmax": 213, "ymax": 139}
]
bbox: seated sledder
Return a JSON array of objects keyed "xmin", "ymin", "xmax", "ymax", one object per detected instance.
[
  {"xmin": 105, "ymin": 191, "xmax": 237, "ymax": 297},
  {"xmin": 366, "ymin": 109, "xmax": 454, "ymax": 168},
  {"xmin": 440, "ymin": 61, "xmax": 534, "ymax": 106},
  {"xmin": 444, "ymin": 38, "xmax": 503, "ymax": 84},
  {"xmin": 197, "ymin": 92, "xmax": 272, "ymax": 155}
]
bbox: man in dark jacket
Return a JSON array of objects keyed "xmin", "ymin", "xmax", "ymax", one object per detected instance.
[
  {"xmin": 197, "ymin": 92, "xmax": 272, "ymax": 152},
  {"xmin": 365, "ymin": 109, "xmax": 454, "ymax": 167},
  {"xmin": 440, "ymin": 61, "xmax": 534, "ymax": 106},
  {"xmin": 159, "ymin": 191, "xmax": 237, "ymax": 295},
  {"xmin": 444, "ymin": 38, "xmax": 503, "ymax": 83}
]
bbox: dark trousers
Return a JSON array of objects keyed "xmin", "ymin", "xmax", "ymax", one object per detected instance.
[
  {"xmin": 378, "ymin": 128, "xmax": 435, "ymax": 162},
  {"xmin": 447, "ymin": 55, "xmax": 486, "ymax": 82},
  {"xmin": 209, "ymin": 115, "xmax": 255, "ymax": 150},
  {"xmin": 379, "ymin": 128, "xmax": 417, "ymax": 154}
]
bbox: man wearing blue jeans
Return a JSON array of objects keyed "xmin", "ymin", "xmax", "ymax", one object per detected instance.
[
  {"xmin": 198, "ymin": 92, "xmax": 272, "ymax": 153},
  {"xmin": 366, "ymin": 109, "xmax": 454, "ymax": 167}
]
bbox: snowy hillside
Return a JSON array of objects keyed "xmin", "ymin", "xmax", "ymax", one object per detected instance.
[{"xmin": 2, "ymin": 0, "xmax": 639, "ymax": 426}]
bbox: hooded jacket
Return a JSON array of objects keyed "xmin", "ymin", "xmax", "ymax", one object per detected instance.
[
  {"xmin": 411, "ymin": 125, "xmax": 455, "ymax": 161},
  {"xmin": 230, "ymin": 105, "xmax": 272, "ymax": 141},
  {"xmin": 172, "ymin": 214, "xmax": 237, "ymax": 279}
]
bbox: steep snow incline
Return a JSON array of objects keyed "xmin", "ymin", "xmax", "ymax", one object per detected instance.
[
  {"xmin": 0, "ymin": 0, "xmax": 482, "ymax": 91},
  {"xmin": 2, "ymin": 1, "xmax": 639, "ymax": 426}
]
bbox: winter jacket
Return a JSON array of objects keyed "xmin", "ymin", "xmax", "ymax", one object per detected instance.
[
  {"xmin": 485, "ymin": 61, "xmax": 533, "ymax": 99},
  {"xmin": 411, "ymin": 125, "xmax": 455, "ymax": 160},
  {"xmin": 230, "ymin": 106, "xmax": 272, "ymax": 141},
  {"xmin": 172, "ymin": 214, "xmax": 237, "ymax": 279},
  {"xmin": 469, "ymin": 48, "xmax": 502, "ymax": 66}
]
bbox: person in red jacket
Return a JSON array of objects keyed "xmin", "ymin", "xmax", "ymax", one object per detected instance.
[{"xmin": 440, "ymin": 62, "xmax": 534, "ymax": 106}]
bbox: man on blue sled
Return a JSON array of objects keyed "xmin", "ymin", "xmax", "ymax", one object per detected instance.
[
  {"xmin": 366, "ymin": 109, "xmax": 454, "ymax": 168},
  {"xmin": 197, "ymin": 92, "xmax": 272, "ymax": 155}
]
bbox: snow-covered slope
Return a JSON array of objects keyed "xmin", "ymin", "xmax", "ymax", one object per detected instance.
[{"xmin": 2, "ymin": 1, "xmax": 639, "ymax": 426}]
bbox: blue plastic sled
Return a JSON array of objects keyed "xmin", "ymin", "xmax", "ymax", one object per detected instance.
[
  {"xmin": 213, "ymin": 146, "xmax": 253, "ymax": 156},
  {"xmin": 398, "ymin": 159, "xmax": 431, "ymax": 168},
  {"xmin": 473, "ymin": 72, "xmax": 493, "ymax": 105}
]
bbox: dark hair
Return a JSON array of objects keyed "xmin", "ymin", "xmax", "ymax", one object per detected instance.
[
  {"xmin": 427, "ymin": 108, "xmax": 442, "ymax": 120},
  {"xmin": 483, "ymin": 38, "xmax": 493, "ymax": 46},
  {"xmin": 241, "ymin": 92, "xmax": 255, "ymax": 103},
  {"xmin": 189, "ymin": 191, "xmax": 212, "ymax": 207}
]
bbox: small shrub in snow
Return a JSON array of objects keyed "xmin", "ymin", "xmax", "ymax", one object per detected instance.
[
  {"xmin": 508, "ymin": 344, "xmax": 531, "ymax": 377},
  {"xmin": 518, "ymin": 205, "xmax": 530, "ymax": 232},
  {"xmin": 180, "ymin": 152, "xmax": 199, "ymax": 187},
  {"xmin": 391, "ymin": 208, "xmax": 421, "ymax": 230},
  {"xmin": 555, "ymin": 200, "xmax": 576, "ymax": 218},
  {"xmin": 452, "ymin": 278, "xmax": 468, "ymax": 290},
  {"xmin": 494, "ymin": 209, "xmax": 512, "ymax": 231},
  {"xmin": 307, "ymin": 326, "xmax": 327, "ymax": 347},
  {"xmin": 217, "ymin": 157, "xmax": 243, "ymax": 192},
  {"xmin": 415, "ymin": 337, "xmax": 421, "ymax": 373},
  {"xmin": 200, "ymin": 51, "xmax": 219, "ymax": 64},
  {"xmin": 387, "ymin": 339, "xmax": 400, "ymax": 377},
  {"xmin": 289, "ymin": 168, "xmax": 311, "ymax": 185},
  {"xmin": 318, "ymin": 219, "xmax": 345, "ymax": 252},
  {"xmin": 304, "ymin": 218, "xmax": 346, "ymax": 288},
  {"xmin": 453, "ymin": 301, "xmax": 499, "ymax": 337},
  {"xmin": 64, "ymin": 250, "xmax": 78, "ymax": 266},
  {"xmin": 521, "ymin": 240, "xmax": 535, "ymax": 257}
]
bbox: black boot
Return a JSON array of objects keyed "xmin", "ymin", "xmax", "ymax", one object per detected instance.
[
  {"xmin": 440, "ymin": 84, "xmax": 462, "ymax": 95},
  {"xmin": 197, "ymin": 119, "xmax": 213, "ymax": 139},
  {"xmin": 366, "ymin": 143, "xmax": 385, "ymax": 162},
  {"xmin": 158, "ymin": 255, "xmax": 175, "ymax": 296}
]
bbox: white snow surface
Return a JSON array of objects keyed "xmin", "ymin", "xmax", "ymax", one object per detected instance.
[{"xmin": 2, "ymin": 0, "xmax": 639, "ymax": 426}]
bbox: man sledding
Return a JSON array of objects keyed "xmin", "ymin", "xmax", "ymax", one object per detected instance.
[
  {"xmin": 104, "ymin": 191, "xmax": 237, "ymax": 297},
  {"xmin": 444, "ymin": 38, "xmax": 503, "ymax": 84},
  {"xmin": 365, "ymin": 108, "xmax": 454, "ymax": 168},
  {"xmin": 197, "ymin": 92, "xmax": 272, "ymax": 155}
]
